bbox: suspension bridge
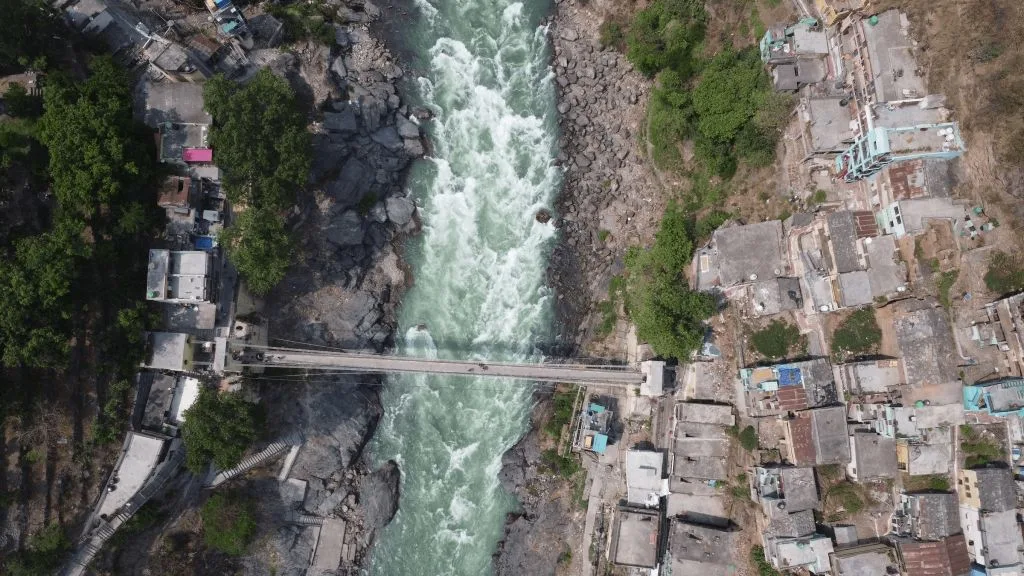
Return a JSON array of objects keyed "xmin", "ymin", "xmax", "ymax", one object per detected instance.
[{"xmin": 232, "ymin": 343, "xmax": 654, "ymax": 388}]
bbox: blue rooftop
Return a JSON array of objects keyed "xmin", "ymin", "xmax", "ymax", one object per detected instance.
[{"xmin": 592, "ymin": 434, "xmax": 608, "ymax": 454}]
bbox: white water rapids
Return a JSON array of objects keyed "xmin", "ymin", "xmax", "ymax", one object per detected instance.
[{"xmin": 367, "ymin": 0, "xmax": 560, "ymax": 573}]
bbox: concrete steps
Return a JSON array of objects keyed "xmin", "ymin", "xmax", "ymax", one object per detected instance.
[{"xmin": 207, "ymin": 441, "xmax": 291, "ymax": 487}]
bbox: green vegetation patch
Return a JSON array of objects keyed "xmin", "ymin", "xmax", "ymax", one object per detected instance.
[
  {"xmin": 544, "ymin": 387, "xmax": 577, "ymax": 440},
  {"xmin": 204, "ymin": 69, "xmax": 311, "ymax": 295},
  {"xmin": 751, "ymin": 545, "xmax": 783, "ymax": 575},
  {"xmin": 738, "ymin": 425, "xmax": 758, "ymax": 451},
  {"xmin": 937, "ymin": 269, "xmax": 959, "ymax": 310},
  {"xmin": 201, "ymin": 493, "xmax": 257, "ymax": 556},
  {"xmin": 824, "ymin": 480, "xmax": 865, "ymax": 521},
  {"xmin": 902, "ymin": 473, "xmax": 951, "ymax": 492},
  {"xmin": 984, "ymin": 250, "xmax": 1024, "ymax": 296},
  {"xmin": 267, "ymin": 1, "xmax": 338, "ymax": 45},
  {"xmin": 4, "ymin": 523, "xmax": 70, "ymax": 575},
  {"xmin": 624, "ymin": 202, "xmax": 717, "ymax": 360},
  {"xmin": 960, "ymin": 425, "xmax": 1004, "ymax": 468},
  {"xmin": 541, "ymin": 448, "xmax": 581, "ymax": 478},
  {"xmin": 831, "ymin": 307, "xmax": 882, "ymax": 361},
  {"xmin": 182, "ymin": 388, "xmax": 261, "ymax": 473},
  {"xmin": 750, "ymin": 319, "xmax": 804, "ymax": 360}
]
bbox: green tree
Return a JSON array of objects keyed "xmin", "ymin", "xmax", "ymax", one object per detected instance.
[
  {"xmin": 182, "ymin": 388, "xmax": 260, "ymax": 473},
  {"xmin": 625, "ymin": 0, "xmax": 706, "ymax": 77},
  {"xmin": 201, "ymin": 493, "xmax": 257, "ymax": 556},
  {"xmin": 38, "ymin": 57, "xmax": 154, "ymax": 225},
  {"xmin": 3, "ymin": 83, "xmax": 42, "ymax": 118},
  {"xmin": 4, "ymin": 523, "xmax": 70, "ymax": 575},
  {"xmin": 220, "ymin": 208, "xmax": 293, "ymax": 296},
  {"xmin": 0, "ymin": 0, "xmax": 61, "ymax": 73},
  {"xmin": 624, "ymin": 202, "xmax": 717, "ymax": 360},
  {"xmin": 0, "ymin": 219, "xmax": 87, "ymax": 367},
  {"xmin": 203, "ymin": 69, "xmax": 311, "ymax": 210}
]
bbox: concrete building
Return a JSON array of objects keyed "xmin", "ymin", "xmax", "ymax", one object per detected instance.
[
  {"xmin": 831, "ymin": 542, "xmax": 901, "ymax": 576},
  {"xmin": 895, "ymin": 536, "xmax": 972, "ymax": 576},
  {"xmin": 97, "ymin": 432, "xmax": 169, "ymax": 519},
  {"xmin": 760, "ymin": 18, "xmax": 830, "ymax": 92},
  {"xmin": 134, "ymin": 373, "xmax": 201, "ymax": 435},
  {"xmin": 957, "ymin": 468, "xmax": 1023, "ymax": 571},
  {"xmin": 573, "ymin": 400, "xmax": 612, "ymax": 455},
  {"xmin": 894, "ymin": 302, "xmax": 961, "ymax": 399},
  {"xmin": 742, "ymin": 358, "xmax": 839, "ymax": 417},
  {"xmin": 143, "ymin": 332, "xmax": 195, "ymax": 372},
  {"xmin": 894, "ymin": 493, "xmax": 962, "ymax": 541},
  {"xmin": 748, "ymin": 277, "xmax": 805, "ymax": 317},
  {"xmin": 754, "ymin": 466, "xmax": 819, "ymax": 513},
  {"xmin": 146, "ymin": 249, "xmax": 214, "ymax": 303},
  {"xmin": 839, "ymin": 359, "xmax": 904, "ymax": 397},
  {"xmin": 626, "ymin": 450, "xmax": 665, "ymax": 508},
  {"xmin": 766, "ymin": 534, "xmax": 834, "ymax": 574},
  {"xmin": 609, "ymin": 507, "xmax": 661, "ymax": 569},
  {"xmin": 897, "ymin": 438, "xmax": 954, "ymax": 476},
  {"xmin": 847, "ymin": 431, "xmax": 898, "ymax": 480},
  {"xmin": 796, "ymin": 95, "xmax": 856, "ymax": 158},
  {"xmin": 665, "ymin": 520, "xmax": 739, "ymax": 576},
  {"xmin": 694, "ymin": 220, "xmax": 786, "ymax": 294},
  {"xmin": 785, "ymin": 405, "xmax": 851, "ymax": 466},
  {"xmin": 877, "ymin": 198, "xmax": 967, "ymax": 239},
  {"xmin": 957, "ymin": 468, "xmax": 1016, "ymax": 513}
]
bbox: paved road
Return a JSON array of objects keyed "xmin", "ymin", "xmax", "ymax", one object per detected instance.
[{"xmin": 249, "ymin": 348, "xmax": 647, "ymax": 387}]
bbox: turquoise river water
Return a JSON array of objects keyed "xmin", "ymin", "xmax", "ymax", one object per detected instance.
[{"xmin": 367, "ymin": 0, "xmax": 560, "ymax": 573}]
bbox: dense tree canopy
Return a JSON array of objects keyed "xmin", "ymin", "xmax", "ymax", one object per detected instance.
[
  {"xmin": 0, "ymin": 219, "xmax": 87, "ymax": 366},
  {"xmin": 204, "ymin": 69, "xmax": 309, "ymax": 294},
  {"xmin": 220, "ymin": 208, "xmax": 292, "ymax": 296},
  {"xmin": 38, "ymin": 58, "xmax": 154, "ymax": 223},
  {"xmin": 624, "ymin": 203, "xmax": 717, "ymax": 360},
  {"xmin": 0, "ymin": 0, "xmax": 61, "ymax": 73},
  {"xmin": 203, "ymin": 69, "xmax": 311, "ymax": 210},
  {"xmin": 626, "ymin": 0, "xmax": 705, "ymax": 77},
  {"xmin": 182, "ymin": 388, "xmax": 260, "ymax": 473}
]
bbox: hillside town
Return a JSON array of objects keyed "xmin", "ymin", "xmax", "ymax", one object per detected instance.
[
  {"xmin": 558, "ymin": 2, "xmax": 1024, "ymax": 576},
  {"xmin": 2, "ymin": 0, "xmax": 1024, "ymax": 571}
]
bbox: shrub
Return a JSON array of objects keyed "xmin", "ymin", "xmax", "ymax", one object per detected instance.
[
  {"xmin": 751, "ymin": 545, "xmax": 782, "ymax": 575},
  {"xmin": 599, "ymin": 19, "xmax": 625, "ymax": 50},
  {"xmin": 625, "ymin": 0, "xmax": 706, "ymax": 77},
  {"xmin": 201, "ymin": 493, "xmax": 257, "ymax": 556},
  {"xmin": 984, "ymin": 251, "xmax": 1024, "ymax": 296},
  {"xmin": 541, "ymin": 448, "xmax": 581, "ymax": 478},
  {"xmin": 938, "ymin": 269, "xmax": 960, "ymax": 310},
  {"xmin": 831, "ymin": 307, "xmax": 882, "ymax": 361},
  {"xmin": 750, "ymin": 320, "xmax": 803, "ymax": 360},
  {"xmin": 738, "ymin": 425, "xmax": 758, "ymax": 451}
]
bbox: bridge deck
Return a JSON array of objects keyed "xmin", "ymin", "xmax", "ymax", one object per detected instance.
[{"xmin": 251, "ymin": 349, "xmax": 646, "ymax": 387}]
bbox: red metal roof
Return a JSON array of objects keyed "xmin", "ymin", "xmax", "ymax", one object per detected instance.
[
  {"xmin": 899, "ymin": 535, "xmax": 971, "ymax": 576},
  {"xmin": 787, "ymin": 413, "xmax": 816, "ymax": 465}
]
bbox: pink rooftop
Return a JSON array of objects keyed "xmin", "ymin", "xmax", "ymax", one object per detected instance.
[{"xmin": 183, "ymin": 148, "xmax": 213, "ymax": 163}]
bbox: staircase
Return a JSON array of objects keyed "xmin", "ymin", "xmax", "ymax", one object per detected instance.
[{"xmin": 206, "ymin": 441, "xmax": 292, "ymax": 488}]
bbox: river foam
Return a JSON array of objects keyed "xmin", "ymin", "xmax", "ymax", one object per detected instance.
[{"xmin": 368, "ymin": 0, "xmax": 559, "ymax": 572}]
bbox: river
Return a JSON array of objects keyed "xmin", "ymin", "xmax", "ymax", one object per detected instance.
[{"xmin": 367, "ymin": 0, "xmax": 560, "ymax": 573}]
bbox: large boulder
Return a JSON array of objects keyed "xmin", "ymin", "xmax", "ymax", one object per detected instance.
[
  {"xmin": 385, "ymin": 196, "xmax": 415, "ymax": 226},
  {"xmin": 395, "ymin": 115, "xmax": 420, "ymax": 139},
  {"xmin": 370, "ymin": 126, "xmax": 404, "ymax": 152},
  {"xmin": 324, "ymin": 108, "xmax": 358, "ymax": 134},
  {"xmin": 403, "ymin": 137, "xmax": 424, "ymax": 157},
  {"xmin": 327, "ymin": 157, "xmax": 371, "ymax": 206},
  {"xmin": 359, "ymin": 460, "xmax": 400, "ymax": 544},
  {"xmin": 326, "ymin": 210, "xmax": 365, "ymax": 246}
]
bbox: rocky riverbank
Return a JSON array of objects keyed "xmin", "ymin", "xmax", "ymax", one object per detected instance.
[
  {"xmin": 250, "ymin": 9, "xmax": 428, "ymax": 573},
  {"xmin": 494, "ymin": 0, "xmax": 667, "ymax": 573}
]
